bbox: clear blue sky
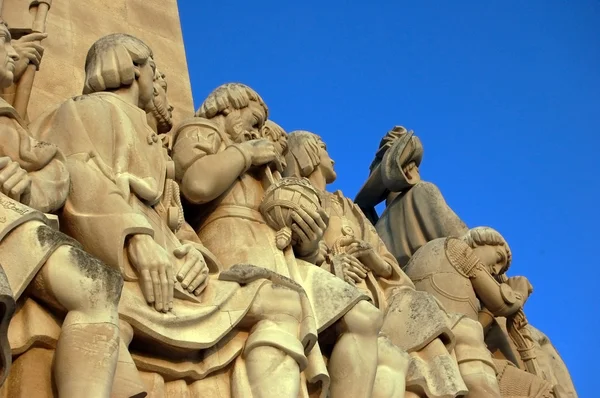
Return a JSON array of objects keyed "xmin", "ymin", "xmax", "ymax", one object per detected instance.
[{"xmin": 179, "ymin": 1, "xmax": 596, "ymax": 394}]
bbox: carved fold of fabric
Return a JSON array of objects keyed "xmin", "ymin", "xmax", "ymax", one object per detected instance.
[
  {"xmin": 0, "ymin": 267, "xmax": 14, "ymax": 388},
  {"xmin": 382, "ymin": 288, "xmax": 468, "ymax": 398},
  {"xmin": 376, "ymin": 181, "xmax": 468, "ymax": 268},
  {"xmin": 494, "ymin": 358, "xmax": 554, "ymax": 398}
]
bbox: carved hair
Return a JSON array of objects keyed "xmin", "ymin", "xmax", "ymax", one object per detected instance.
[
  {"xmin": 463, "ymin": 226, "xmax": 512, "ymax": 270},
  {"xmin": 262, "ymin": 120, "xmax": 288, "ymax": 153},
  {"xmin": 195, "ymin": 82, "xmax": 268, "ymax": 120},
  {"xmin": 283, "ymin": 131, "xmax": 322, "ymax": 178},
  {"xmin": 83, "ymin": 33, "xmax": 153, "ymax": 94}
]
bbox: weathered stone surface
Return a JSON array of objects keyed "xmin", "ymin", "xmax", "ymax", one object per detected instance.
[{"xmin": 1, "ymin": 0, "xmax": 193, "ymax": 123}]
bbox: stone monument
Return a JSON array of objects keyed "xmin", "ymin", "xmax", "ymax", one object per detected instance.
[{"xmin": 0, "ymin": 1, "xmax": 577, "ymax": 397}]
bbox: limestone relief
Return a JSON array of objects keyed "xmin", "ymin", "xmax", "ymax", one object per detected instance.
[{"xmin": 0, "ymin": 0, "xmax": 577, "ymax": 397}]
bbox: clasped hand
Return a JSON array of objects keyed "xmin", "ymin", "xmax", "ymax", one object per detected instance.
[
  {"xmin": 127, "ymin": 235, "xmax": 208, "ymax": 313},
  {"xmin": 0, "ymin": 157, "xmax": 32, "ymax": 204},
  {"xmin": 290, "ymin": 206, "xmax": 329, "ymax": 257}
]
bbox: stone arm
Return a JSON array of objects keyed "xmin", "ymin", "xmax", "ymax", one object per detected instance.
[
  {"xmin": 60, "ymin": 154, "xmax": 154, "ymax": 275},
  {"xmin": 25, "ymin": 145, "xmax": 69, "ymax": 213},
  {"xmin": 0, "ymin": 120, "xmax": 69, "ymax": 213},
  {"xmin": 172, "ymin": 124, "xmax": 249, "ymax": 204},
  {"xmin": 349, "ymin": 197, "xmax": 415, "ymax": 288},
  {"xmin": 468, "ymin": 264, "xmax": 526, "ymax": 317}
]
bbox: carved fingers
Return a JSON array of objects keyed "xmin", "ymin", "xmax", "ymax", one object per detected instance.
[
  {"xmin": 0, "ymin": 157, "xmax": 32, "ymax": 203},
  {"xmin": 291, "ymin": 207, "xmax": 329, "ymax": 256},
  {"xmin": 343, "ymin": 240, "xmax": 375, "ymax": 258},
  {"xmin": 174, "ymin": 244, "xmax": 209, "ymax": 296},
  {"xmin": 506, "ymin": 276, "xmax": 533, "ymax": 298},
  {"xmin": 336, "ymin": 253, "xmax": 368, "ymax": 284},
  {"xmin": 127, "ymin": 234, "xmax": 173, "ymax": 313},
  {"xmin": 245, "ymin": 139, "xmax": 278, "ymax": 166},
  {"xmin": 12, "ymin": 32, "xmax": 47, "ymax": 80}
]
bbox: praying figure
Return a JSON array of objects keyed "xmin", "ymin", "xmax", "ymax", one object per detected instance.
[{"xmin": 284, "ymin": 130, "xmax": 469, "ymax": 398}]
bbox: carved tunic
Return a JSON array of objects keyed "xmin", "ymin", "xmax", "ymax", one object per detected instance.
[
  {"xmin": 322, "ymin": 189, "xmax": 414, "ymax": 309},
  {"xmin": 172, "ymin": 118, "xmax": 367, "ymax": 332},
  {"xmin": 376, "ymin": 181, "xmax": 468, "ymax": 268},
  {"xmin": 404, "ymin": 237, "xmax": 481, "ymax": 321},
  {"xmin": 31, "ymin": 93, "xmax": 258, "ymax": 381},
  {"xmin": 0, "ymin": 98, "xmax": 75, "ymax": 386}
]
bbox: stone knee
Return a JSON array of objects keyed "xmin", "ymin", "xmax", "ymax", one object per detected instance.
[
  {"xmin": 244, "ymin": 283, "xmax": 307, "ymax": 369},
  {"xmin": 340, "ymin": 300, "xmax": 383, "ymax": 337},
  {"xmin": 36, "ymin": 245, "xmax": 123, "ymax": 322},
  {"xmin": 244, "ymin": 319, "xmax": 308, "ymax": 370},
  {"xmin": 453, "ymin": 317, "xmax": 500, "ymax": 397}
]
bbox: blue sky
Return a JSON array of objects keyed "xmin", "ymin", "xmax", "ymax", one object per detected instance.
[{"xmin": 179, "ymin": 0, "xmax": 596, "ymax": 394}]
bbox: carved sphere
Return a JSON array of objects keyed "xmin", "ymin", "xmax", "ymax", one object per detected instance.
[{"xmin": 259, "ymin": 177, "xmax": 322, "ymax": 249}]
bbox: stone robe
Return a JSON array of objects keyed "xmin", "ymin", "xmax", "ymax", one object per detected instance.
[
  {"xmin": 30, "ymin": 92, "xmax": 269, "ymax": 389},
  {"xmin": 172, "ymin": 117, "xmax": 369, "ymax": 396},
  {"xmin": 0, "ymin": 98, "xmax": 77, "ymax": 389},
  {"xmin": 376, "ymin": 181, "xmax": 468, "ymax": 268},
  {"xmin": 322, "ymin": 190, "xmax": 467, "ymax": 398}
]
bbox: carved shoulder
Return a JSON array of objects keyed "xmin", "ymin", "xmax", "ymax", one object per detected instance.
[{"xmin": 171, "ymin": 117, "xmax": 223, "ymax": 180}]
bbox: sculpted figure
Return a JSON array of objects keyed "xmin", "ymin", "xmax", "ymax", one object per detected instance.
[
  {"xmin": 404, "ymin": 226, "xmax": 554, "ymax": 397},
  {"xmin": 355, "ymin": 126, "xmax": 468, "ymax": 267},
  {"xmin": 30, "ymin": 34, "xmax": 274, "ymax": 397},
  {"xmin": 357, "ymin": 126, "xmax": 577, "ymax": 396},
  {"xmin": 0, "ymin": 21, "xmax": 123, "ymax": 396},
  {"xmin": 172, "ymin": 84, "xmax": 410, "ymax": 398},
  {"xmin": 284, "ymin": 130, "xmax": 469, "ymax": 398}
]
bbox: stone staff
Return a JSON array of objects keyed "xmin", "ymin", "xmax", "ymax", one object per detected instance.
[
  {"xmin": 12, "ymin": 0, "xmax": 51, "ymax": 119},
  {"xmin": 498, "ymin": 273, "xmax": 543, "ymax": 376}
]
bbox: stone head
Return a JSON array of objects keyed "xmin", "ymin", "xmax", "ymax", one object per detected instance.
[
  {"xmin": 0, "ymin": 20, "xmax": 19, "ymax": 89},
  {"xmin": 261, "ymin": 120, "xmax": 288, "ymax": 171},
  {"xmin": 83, "ymin": 33, "xmax": 155, "ymax": 109},
  {"xmin": 463, "ymin": 226, "xmax": 512, "ymax": 277},
  {"xmin": 147, "ymin": 67, "xmax": 174, "ymax": 134},
  {"xmin": 283, "ymin": 131, "xmax": 336, "ymax": 184},
  {"xmin": 195, "ymin": 83, "xmax": 268, "ymax": 143}
]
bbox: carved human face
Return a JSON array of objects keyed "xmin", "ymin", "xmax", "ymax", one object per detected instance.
[
  {"xmin": 0, "ymin": 25, "xmax": 18, "ymax": 89},
  {"xmin": 472, "ymin": 245, "xmax": 509, "ymax": 276},
  {"xmin": 147, "ymin": 68, "xmax": 174, "ymax": 134},
  {"xmin": 317, "ymin": 138, "xmax": 336, "ymax": 184},
  {"xmin": 136, "ymin": 57, "xmax": 156, "ymax": 110},
  {"xmin": 224, "ymin": 101, "xmax": 266, "ymax": 143}
]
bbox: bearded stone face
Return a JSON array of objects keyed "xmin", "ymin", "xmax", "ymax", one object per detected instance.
[
  {"xmin": 147, "ymin": 68, "xmax": 174, "ymax": 134},
  {"xmin": 224, "ymin": 101, "xmax": 266, "ymax": 143}
]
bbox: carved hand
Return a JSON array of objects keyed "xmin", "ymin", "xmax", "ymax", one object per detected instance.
[
  {"xmin": 290, "ymin": 206, "xmax": 329, "ymax": 257},
  {"xmin": 0, "ymin": 157, "xmax": 32, "ymax": 204},
  {"xmin": 127, "ymin": 234, "xmax": 174, "ymax": 313},
  {"xmin": 334, "ymin": 253, "xmax": 369, "ymax": 284},
  {"xmin": 505, "ymin": 276, "xmax": 533, "ymax": 299},
  {"xmin": 342, "ymin": 239, "xmax": 392, "ymax": 278},
  {"xmin": 174, "ymin": 244, "xmax": 209, "ymax": 296},
  {"xmin": 11, "ymin": 32, "xmax": 47, "ymax": 82},
  {"xmin": 241, "ymin": 138, "xmax": 278, "ymax": 166}
]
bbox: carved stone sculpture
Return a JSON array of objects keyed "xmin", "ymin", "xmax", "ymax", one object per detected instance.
[
  {"xmin": 356, "ymin": 126, "xmax": 577, "ymax": 396},
  {"xmin": 171, "ymin": 84, "xmax": 410, "ymax": 398},
  {"xmin": 30, "ymin": 33, "xmax": 273, "ymax": 397},
  {"xmin": 284, "ymin": 130, "xmax": 470, "ymax": 398},
  {"xmin": 355, "ymin": 126, "xmax": 468, "ymax": 268},
  {"xmin": 404, "ymin": 227, "xmax": 554, "ymax": 397},
  {"xmin": 0, "ymin": 20, "xmax": 123, "ymax": 397}
]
